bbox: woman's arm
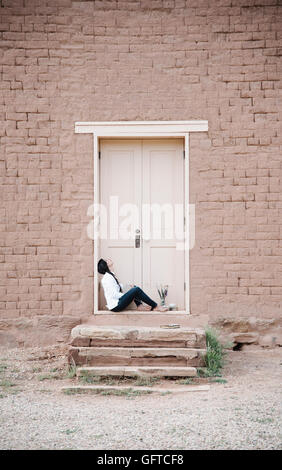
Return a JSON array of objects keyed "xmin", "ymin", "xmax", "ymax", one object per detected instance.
[{"xmin": 102, "ymin": 275, "xmax": 123, "ymax": 300}]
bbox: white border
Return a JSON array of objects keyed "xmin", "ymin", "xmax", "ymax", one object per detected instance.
[{"xmin": 75, "ymin": 121, "xmax": 208, "ymax": 314}]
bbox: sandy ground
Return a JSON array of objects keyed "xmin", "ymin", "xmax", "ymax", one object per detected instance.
[{"xmin": 0, "ymin": 345, "xmax": 281, "ymax": 450}]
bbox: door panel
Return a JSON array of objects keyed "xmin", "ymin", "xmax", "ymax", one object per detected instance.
[
  {"xmin": 99, "ymin": 140, "xmax": 142, "ymax": 309},
  {"xmin": 99, "ymin": 139, "xmax": 185, "ymax": 311},
  {"xmin": 142, "ymin": 140, "xmax": 185, "ymax": 309}
]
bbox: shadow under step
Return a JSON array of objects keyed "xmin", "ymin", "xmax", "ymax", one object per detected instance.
[
  {"xmin": 69, "ymin": 346, "xmax": 206, "ymax": 367},
  {"xmin": 77, "ymin": 365, "xmax": 197, "ymax": 378}
]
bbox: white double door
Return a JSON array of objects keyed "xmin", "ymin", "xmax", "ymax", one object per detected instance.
[{"xmin": 99, "ymin": 139, "xmax": 185, "ymax": 310}]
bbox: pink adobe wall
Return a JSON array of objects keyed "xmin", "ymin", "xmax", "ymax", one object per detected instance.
[{"xmin": 0, "ymin": 0, "xmax": 281, "ymax": 346}]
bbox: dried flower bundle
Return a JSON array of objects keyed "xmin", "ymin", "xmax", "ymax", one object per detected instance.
[{"xmin": 157, "ymin": 284, "xmax": 168, "ymax": 305}]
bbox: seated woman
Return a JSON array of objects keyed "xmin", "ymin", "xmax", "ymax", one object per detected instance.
[{"xmin": 98, "ymin": 258, "xmax": 168, "ymax": 312}]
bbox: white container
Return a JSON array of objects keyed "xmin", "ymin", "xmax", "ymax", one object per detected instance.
[{"xmin": 169, "ymin": 303, "xmax": 176, "ymax": 311}]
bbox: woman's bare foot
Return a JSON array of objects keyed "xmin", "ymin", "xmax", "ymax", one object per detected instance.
[
  {"xmin": 153, "ymin": 305, "xmax": 169, "ymax": 312},
  {"xmin": 137, "ymin": 304, "xmax": 151, "ymax": 311}
]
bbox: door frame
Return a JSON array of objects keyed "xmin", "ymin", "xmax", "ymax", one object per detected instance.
[{"xmin": 75, "ymin": 121, "xmax": 208, "ymax": 315}]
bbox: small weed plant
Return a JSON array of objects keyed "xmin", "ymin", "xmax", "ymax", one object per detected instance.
[
  {"xmin": 198, "ymin": 327, "xmax": 228, "ymax": 378},
  {"xmin": 66, "ymin": 364, "xmax": 77, "ymax": 379}
]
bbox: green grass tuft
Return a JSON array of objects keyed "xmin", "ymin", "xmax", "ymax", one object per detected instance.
[
  {"xmin": 0, "ymin": 379, "xmax": 16, "ymax": 389},
  {"xmin": 199, "ymin": 327, "xmax": 228, "ymax": 378},
  {"xmin": 210, "ymin": 378, "xmax": 228, "ymax": 384},
  {"xmin": 38, "ymin": 373, "xmax": 61, "ymax": 381},
  {"xmin": 133, "ymin": 376, "xmax": 160, "ymax": 387},
  {"xmin": 176, "ymin": 378, "xmax": 194, "ymax": 385},
  {"xmin": 66, "ymin": 364, "xmax": 77, "ymax": 379},
  {"xmin": 79, "ymin": 373, "xmax": 118, "ymax": 385}
]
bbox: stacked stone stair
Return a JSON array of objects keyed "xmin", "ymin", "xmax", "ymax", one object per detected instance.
[{"xmin": 68, "ymin": 325, "xmax": 207, "ymax": 379}]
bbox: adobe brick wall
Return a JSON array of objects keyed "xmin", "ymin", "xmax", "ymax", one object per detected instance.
[{"xmin": 0, "ymin": 0, "xmax": 281, "ymax": 347}]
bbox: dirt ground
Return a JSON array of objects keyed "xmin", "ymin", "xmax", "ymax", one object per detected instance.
[{"xmin": 0, "ymin": 345, "xmax": 281, "ymax": 450}]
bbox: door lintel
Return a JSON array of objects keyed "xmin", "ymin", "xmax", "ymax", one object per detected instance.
[{"xmin": 75, "ymin": 120, "xmax": 208, "ymax": 136}]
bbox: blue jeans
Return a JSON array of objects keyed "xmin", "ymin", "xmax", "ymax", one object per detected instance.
[{"xmin": 111, "ymin": 286, "xmax": 158, "ymax": 312}]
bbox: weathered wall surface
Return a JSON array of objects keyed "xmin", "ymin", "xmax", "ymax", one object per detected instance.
[{"xmin": 0, "ymin": 0, "xmax": 281, "ymax": 346}]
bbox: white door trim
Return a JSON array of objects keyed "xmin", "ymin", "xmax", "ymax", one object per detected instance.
[{"xmin": 75, "ymin": 121, "xmax": 208, "ymax": 314}]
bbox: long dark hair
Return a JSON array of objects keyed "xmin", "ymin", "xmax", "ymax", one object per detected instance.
[{"xmin": 97, "ymin": 259, "xmax": 122, "ymax": 292}]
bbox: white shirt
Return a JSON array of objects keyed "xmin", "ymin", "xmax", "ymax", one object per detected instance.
[{"xmin": 101, "ymin": 272, "xmax": 124, "ymax": 310}]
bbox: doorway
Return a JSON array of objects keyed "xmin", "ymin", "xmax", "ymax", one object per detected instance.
[{"xmin": 99, "ymin": 138, "xmax": 185, "ymax": 311}]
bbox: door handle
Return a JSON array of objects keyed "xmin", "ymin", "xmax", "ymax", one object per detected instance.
[{"xmin": 135, "ymin": 229, "xmax": 140, "ymax": 248}]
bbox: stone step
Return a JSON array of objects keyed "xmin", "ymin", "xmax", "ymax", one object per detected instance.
[
  {"xmin": 77, "ymin": 365, "xmax": 197, "ymax": 378},
  {"xmin": 62, "ymin": 384, "xmax": 210, "ymax": 396},
  {"xmin": 85, "ymin": 313, "xmax": 209, "ymax": 328},
  {"xmin": 70, "ymin": 325, "xmax": 206, "ymax": 349},
  {"xmin": 69, "ymin": 346, "xmax": 206, "ymax": 367}
]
